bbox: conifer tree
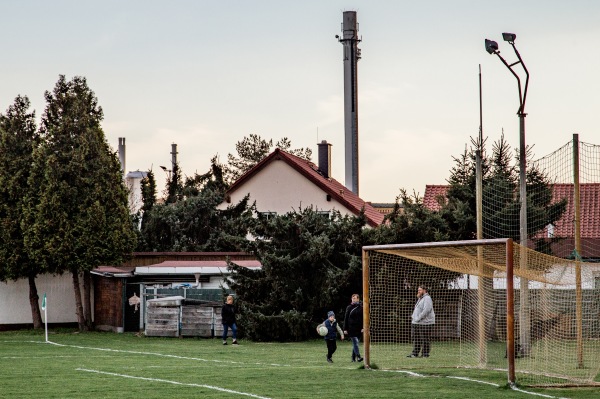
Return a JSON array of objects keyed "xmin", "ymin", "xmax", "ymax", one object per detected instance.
[
  {"xmin": 227, "ymin": 208, "xmax": 369, "ymax": 341},
  {"xmin": 22, "ymin": 75, "xmax": 136, "ymax": 330},
  {"xmin": 0, "ymin": 96, "xmax": 43, "ymax": 328}
]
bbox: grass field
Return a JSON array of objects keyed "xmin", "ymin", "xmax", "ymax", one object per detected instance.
[{"xmin": 1, "ymin": 330, "xmax": 599, "ymax": 399}]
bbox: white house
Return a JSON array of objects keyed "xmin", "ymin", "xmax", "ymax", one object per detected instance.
[{"xmin": 218, "ymin": 144, "xmax": 384, "ymax": 227}]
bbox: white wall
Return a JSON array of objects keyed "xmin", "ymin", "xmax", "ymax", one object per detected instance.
[
  {"xmin": 219, "ymin": 159, "xmax": 354, "ymax": 216},
  {"xmin": 0, "ymin": 274, "xmax": 79, "ymax": 324}
]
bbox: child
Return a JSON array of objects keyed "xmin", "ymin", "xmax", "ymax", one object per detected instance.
[
  {"xmin": 317, "ymin": 310, "xmax": 344, "ymax": 363},
  {"xmin": 221, "ymin": 295, "xmax": 238, "ymax": 345}
]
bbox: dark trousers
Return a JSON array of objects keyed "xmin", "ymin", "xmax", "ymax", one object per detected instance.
[
  {"xmin": 411, "ymin": 324, "xmax": 433, "ymax": 356},
  {"xmin": 326, "ymin": 339, "xmax": 337, "ymax": 359}
]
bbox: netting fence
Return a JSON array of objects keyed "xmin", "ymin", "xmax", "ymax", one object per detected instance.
[
  {"xmin": 363, "ymin": 239, "xmax": 600, "ymax": 387},
  {"xmin": 481, "ymin": 134, "xmax": 600, "ymax": 259}
]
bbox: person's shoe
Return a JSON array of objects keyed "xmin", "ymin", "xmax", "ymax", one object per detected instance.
[
  {"xmin": 407, "ymin": 354, "xmax": 418, "ymax": 358},
  {"xmin": 327, "ymin": 357, "xmax": 333, "ymax": 363},
  {"xmin": 232, "ymin": 340, "xmax": 238, "ymax": 345},
  {"xmin": 223, "ymin": 340, "xmax": 227, "ymax": 345},
  {"xmin": 356, "ymin": 356, "xmax": 364, "ymax": 362}
]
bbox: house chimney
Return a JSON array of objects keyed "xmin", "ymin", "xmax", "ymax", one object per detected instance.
[
  {"xmin": 118, "ymin": 137, "xmax": 126, "ymax": 176},
  {"xmin": 318, "ymin": 140, "xmax": 332, "ymax": 178}
]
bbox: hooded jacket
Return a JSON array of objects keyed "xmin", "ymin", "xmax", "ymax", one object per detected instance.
[{"xmin": 411, "ymin": 293, "xmax": 435, "ymax": 325}]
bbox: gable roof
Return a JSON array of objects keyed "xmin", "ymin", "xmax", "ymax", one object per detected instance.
[
  {"xmin": 226, "ymin": 148, "xmax": 385, "ymax": 227},
  {"xmin": 423, "ymin": 183, "xmax": 600, "ymax": 238}
]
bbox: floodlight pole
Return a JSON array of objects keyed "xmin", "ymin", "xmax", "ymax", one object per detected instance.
[{"xmin": 486, "ymin": 34, "xmax": 531, "ymax": 356}]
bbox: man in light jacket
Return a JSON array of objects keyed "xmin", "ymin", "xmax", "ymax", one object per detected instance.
[{"xmin": 407, "ymin": 285, "xmax": 435, "ymax": 358}]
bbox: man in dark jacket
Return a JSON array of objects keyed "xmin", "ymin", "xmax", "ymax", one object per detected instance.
[
  {"xmin": 343, "ymin": 293, "xmax": 364, "ymax": 362},
  {"xmin": 221, "ymin": 295, "xmax": 238, "ymax": 345}
]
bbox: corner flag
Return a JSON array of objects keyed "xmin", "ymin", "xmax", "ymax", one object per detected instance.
[{"xmin": 41, "ymin": 293, "xmax": 46, "ymax": 311}]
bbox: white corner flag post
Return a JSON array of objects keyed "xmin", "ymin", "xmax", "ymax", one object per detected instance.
[{"xmin": 41, "ymin": 293, "xmax": 48, "ymax": 342}]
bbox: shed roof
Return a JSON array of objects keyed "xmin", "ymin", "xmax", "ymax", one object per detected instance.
[{"xmin": 134, "ymin": 260, "xmax": 261, "ymax": 275}]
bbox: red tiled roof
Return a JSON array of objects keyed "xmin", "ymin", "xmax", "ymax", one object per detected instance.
[
  {"xmin": 422, "ymin": 183, "xmax": 600, "ymax": 238},
  {"xmin": 226, "ymin": 148, "xmax": 385, "ymax": 227},
  {"xmin": 549, "ymin": 183, "xmax": 600, "ymax": 238},
  {"xmin": 423, "ymin": 185, "xmax": 448, "ymax": 212}
]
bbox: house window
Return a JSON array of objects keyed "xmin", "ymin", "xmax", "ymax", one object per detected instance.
[
  {"xmin": 259, "ymin": 211, "xmax": 277, "ymax": 220},
  {"xmin": 317, "ymin": 211, "xmax": 331, "ymax": 220}
]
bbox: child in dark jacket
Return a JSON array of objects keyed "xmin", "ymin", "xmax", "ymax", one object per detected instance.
[
  {"xmin": 317, "ymin": 311, "xmax": 345, "ymax": 363},
  {"xmin": 221, "ymin": 295, "xmax": 238, "ymax": 345}
]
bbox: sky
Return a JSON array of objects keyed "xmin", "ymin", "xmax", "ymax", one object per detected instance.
[{"xmin": 2, "ymin": 1, "xmax": 599, "ymax": 203}]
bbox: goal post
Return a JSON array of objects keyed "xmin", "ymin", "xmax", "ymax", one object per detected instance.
[{"xmin": 362, "ymin": 238, "xmax": 600, "ymax": 387}]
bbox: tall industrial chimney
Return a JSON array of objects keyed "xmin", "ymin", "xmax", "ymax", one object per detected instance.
[
  {"xmin": 118, "ymin": 137, "xmax": 126, "ymax": 176},
  {"xmin": 171, "ymin": 143, "xmax": 178, "ymax": 171},
  {"xmin": 338, "ymin": 11, "xmax": 361, "ymax": 195}
]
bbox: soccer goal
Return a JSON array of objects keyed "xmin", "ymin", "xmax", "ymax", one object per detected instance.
[{"xmin": 362, "ymin": 238, "xmax": 600, "ymax": 387}]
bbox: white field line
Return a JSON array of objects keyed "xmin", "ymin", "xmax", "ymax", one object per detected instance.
[
  {"xmin": 376, "ymin": 370, "xmax": 571, "ymax": 399},
  {"xmin": 447, "ymin": 376, "xmax": 500, "ymax": 387},
  {"xmin": 46, "ymin": 340, "xmax": 290, "ymax": 367},
  {"xmin": 380, "ymin": 369, "xmax": 427, "ymax": 377},
  {"xmin": 77, "ymin": 368, "xmax": 272, "ymax": 399}
]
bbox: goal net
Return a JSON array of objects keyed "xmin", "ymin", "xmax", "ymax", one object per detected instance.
[{"xmin": 363, "ymin": 238, "xmax": 600, "ymax": 387}]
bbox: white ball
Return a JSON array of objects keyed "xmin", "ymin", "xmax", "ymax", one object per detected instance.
[{"xmin": 318, "ymin": 325, "xmax": 328, "ymax": 336}]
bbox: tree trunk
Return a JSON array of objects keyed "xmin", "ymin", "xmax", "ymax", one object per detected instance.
[
  {"xmin": 28, "ymin": 274, "xmax": 43, "ymax": 329},
  {"xmin": 82, "ymin": 270, "xmax": 93, "ymax": 331},
  {"xmin": 72, "ymin": 271, "xmax": 86, "ymax": 331}
]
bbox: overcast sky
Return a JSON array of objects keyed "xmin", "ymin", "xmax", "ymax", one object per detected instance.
[{"xmin": 2, "ymin": 1, "xmax": 599, "ymax": 202}]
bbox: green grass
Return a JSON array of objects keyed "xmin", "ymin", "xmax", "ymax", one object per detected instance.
[
  {"xmin": 1, "ymin": 330, "xmax": 599, "ymax": 399},
  {"xmin": 371, "ymin": 339, "xmax": 600, "ymax": 386}
]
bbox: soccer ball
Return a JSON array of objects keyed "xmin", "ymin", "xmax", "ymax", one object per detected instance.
[{"xmin": 317, "ymin": 325, "xmax": 328, "ymax": 336}]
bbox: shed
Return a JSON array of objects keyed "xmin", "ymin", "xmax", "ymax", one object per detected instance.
[{"xmin": 145, "ymin": 295, "xmax": 230, "ymax": 338}]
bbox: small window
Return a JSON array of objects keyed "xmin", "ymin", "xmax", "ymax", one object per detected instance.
[
  {"xmin": 259, "ymin": 211, "xmax": 277, "ymax": 220},
  {"xmin": 317, "ymin": 211, "xmax": 331, "ymax": 220},
  {"xmin": 546, "ymin": 223, "xmax": 554, "ymax": 238}
]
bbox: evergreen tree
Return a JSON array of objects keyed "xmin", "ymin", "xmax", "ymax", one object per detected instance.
[
  {"xmin": 22, "ymin": 75, "xmax": 136, "ymax": 331},
  {"xmin": 376, "ymin": 189, "xmax": 450, "ymax": 245},
  {"xmin": 139, "ymin": 190, "xmax": 254, "ymax": 252},
  {"xmin": 164, "ymin": 162, "xmax": 183, "ymax": 204},
  {"xmin": 226, "ymin": 208, "xmax": 369, "ymax": 341},
  {"xmin": 0, "ymin": 96, "xmax": 43, "ymax": 328},
  {"xmin": 223, "ymin": 134, "xmax": 312, "ymax": 184},
  {"xmin": 437, "ymin": 134, "xmax": 567, "ymax": 252},
  {"xmin": 137, "ymin": 156, "xmax": 253, "ymax": 252}
]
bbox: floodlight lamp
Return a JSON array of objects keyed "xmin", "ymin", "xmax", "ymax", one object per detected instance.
[
  {"xmin": 485, "ymin": 39, "xmax": 498, "ymax": 54},
  {"xmin": 502, "ymin": 32, "xmax": 516, "ymax": 43}
]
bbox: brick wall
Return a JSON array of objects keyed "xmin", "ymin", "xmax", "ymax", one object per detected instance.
[{"xmin": 93, "ymin": 276, "xmax": 123, "ymax": 332}]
